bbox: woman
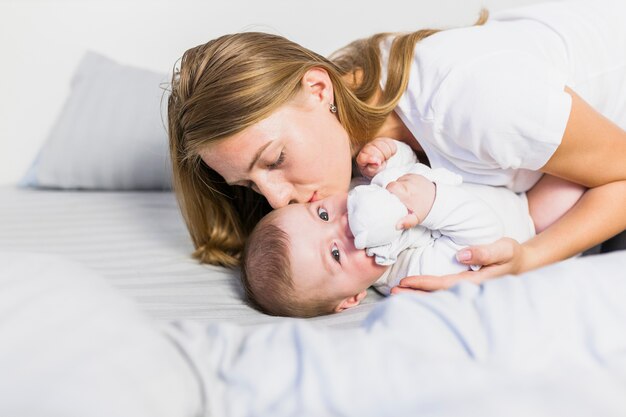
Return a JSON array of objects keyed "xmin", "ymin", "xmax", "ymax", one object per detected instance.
[{"xmin": 167, "ymin": 0, "xmax": 626, "ymax": 291}]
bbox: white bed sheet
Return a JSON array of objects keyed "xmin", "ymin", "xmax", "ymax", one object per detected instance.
[
  {"xmin": 3, "ymin": 186, "xmax": 626, "ymax": 417},
  {"xmin": 3, "ymin": 249, "xmax": 625, "ymax": 417},
  {"xmin": 0, "ymin": 187, "xmax": 383, "ymax": 327},
  {"xmin": 167, "ymin": 249, "xmax": 626, "ymax": 417}
]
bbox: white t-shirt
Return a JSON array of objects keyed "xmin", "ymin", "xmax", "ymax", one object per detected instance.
[{"xmin": 380, "ymin": 0, "xmax": 626, "ymax": 192}]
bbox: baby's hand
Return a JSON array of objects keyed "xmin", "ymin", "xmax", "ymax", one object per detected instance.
[
  {"xmin": 386, "ymin": 174, "xmax": 436, "ymax": 229},
  {"xmin": 356, "ymin": 137, "xmax": 398, "ymax": 178}
]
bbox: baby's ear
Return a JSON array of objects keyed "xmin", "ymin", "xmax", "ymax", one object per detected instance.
[{"xmin": 334, "ymin": 290, "xmax": 368, "ymax": 313}]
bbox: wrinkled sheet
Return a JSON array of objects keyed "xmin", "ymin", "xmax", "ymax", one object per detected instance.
[
  {"xmin": 1, "ymin": 251, "xmax": 626, "ymax": 417},
  {"xmin": 168, "ymin": 251, "xmax": 626, "ymax": 417}
]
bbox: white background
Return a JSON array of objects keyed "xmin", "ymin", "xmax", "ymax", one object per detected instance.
[{"xmin": 0, "ymin": 0, "xmax": 548, "ymax": 186}]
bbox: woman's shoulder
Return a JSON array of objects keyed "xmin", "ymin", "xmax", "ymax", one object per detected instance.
[
  {"xmin": 424, "ymin": 47, "xmax": 570, "ymax": 177},
  {"xmin": 414, "ymin": 16, "xmax": 560, "ymax": 77},
  {"xmin": 430, "ymin": 46, "xmax": 567, "ymax": 120}
]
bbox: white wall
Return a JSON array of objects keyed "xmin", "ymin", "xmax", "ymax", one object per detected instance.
[{"xmin": 0, "ymin": 0, "xmax": 547, "ymax": 186}]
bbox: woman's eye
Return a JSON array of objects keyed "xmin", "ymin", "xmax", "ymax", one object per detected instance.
[
  {"xmin": 268, "ymin": 151, "xmax": 285, "ymax": 169},
  {"xmin": 331, "ymin": 243, "xmax": 341, "ymax": 263},
  {"xmin": 317, "ymin": 207, "xmax": 329, "ymax": 221}
]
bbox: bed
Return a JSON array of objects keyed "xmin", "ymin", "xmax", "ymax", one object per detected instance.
[
  {"xmin": 0, "ymin": 186, "xmax": 383, "ymax": 329},
  {"xmin": 2, "ymin": 210, "xmax": 626, "ymax": 417},
  {"xmin": 2, "ymin": 49, "xmax": 626, "ymax": 417}
]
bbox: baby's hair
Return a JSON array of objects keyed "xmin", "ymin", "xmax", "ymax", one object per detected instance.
[{"xmin": 241, "ymin": 210, "xmax": 339, "ymax": 318}]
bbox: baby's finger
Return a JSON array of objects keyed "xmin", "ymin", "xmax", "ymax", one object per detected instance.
[
  {"xmin": 360, "ymin": 162, "xmax": 384, "ymax": 178},
  {"xmin": 395, "ymin": 212, "xmax": 420, "ymax": 230},
  {"xmin": 385, "ymin": 178, "xmax": 411, "ymax": 196},
  {"xmin": 357, "ymin": 149, "xmax": 385, "ymax": 169},
  {"xmin": 371, "ymin": 138, "xmax": 397, "ymax": 161},
  {"xmin": 385, "ymin": 180, "xmax": 413, "ymax": 208},
  {"xmin": 362, "ymin": 166, "xmax": 381, "ymax": 178},
  {"xmin": 355, "ymin": 149, "xmax": 380, "ymax": 168}
]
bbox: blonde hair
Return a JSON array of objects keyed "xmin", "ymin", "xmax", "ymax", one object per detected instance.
[
  {"xmin": 241, "ymin": 211, "xmax": 337, "ymax": 318},
  {"xmin": 167, "ymin": 10, "xmax": 488, "ymax": 267}
]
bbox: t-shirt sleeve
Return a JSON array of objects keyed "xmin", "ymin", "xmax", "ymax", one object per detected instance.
[{"xmin": 432, "ymin": 51, "xmax": 572, "ymax": 171}]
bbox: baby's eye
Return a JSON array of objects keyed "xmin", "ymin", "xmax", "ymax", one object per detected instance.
[
  {"xmin": 317, "ymin": 207, "xmax": 329, "ymax": 221},
  {"xmin": 331, "ymin": 243, "xmax": 341, "ymax": 263}
]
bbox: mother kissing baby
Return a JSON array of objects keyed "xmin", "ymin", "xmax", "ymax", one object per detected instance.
[{"xmin": 167, "ymin": 1, "xmax": 626, "ymax": 313}]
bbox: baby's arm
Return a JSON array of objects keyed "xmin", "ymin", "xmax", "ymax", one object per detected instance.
[
  {"xmin": 526, "ymin": 174, "xmax": 586, "ymax": 233},
  {"xmin": 389, "ymin": 176, "xmax": 504, "ymax": 275},
  {"xmin": 422, "ymin": 184, "xmax": 503, "ymax": 247}
]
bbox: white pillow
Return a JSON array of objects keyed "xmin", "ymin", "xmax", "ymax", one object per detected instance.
[{"xmin": 21, "ymin": 52, "xmax": 172, "ymax": 190}]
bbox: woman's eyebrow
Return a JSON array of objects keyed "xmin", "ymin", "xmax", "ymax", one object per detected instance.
[{"xmin": 248, "ymin": 142, "xmax": 273, "ymax": 171}]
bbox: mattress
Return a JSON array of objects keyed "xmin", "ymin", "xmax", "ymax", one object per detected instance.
[{"xmin": 0, "ymin": 186, "xmax": 383, "ymax": 327}]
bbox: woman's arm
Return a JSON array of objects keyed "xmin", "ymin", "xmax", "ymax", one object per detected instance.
[
  {"xmin": 517, "ymin": 87, "xmax": 626, "ymax": 267},
  {"xmin": 543, "ymin": 87, "xmax": 626, "ymax": 187},
  {"xmin": 392, "ymin": 88, "xmax": 626, "ymax": 292}
]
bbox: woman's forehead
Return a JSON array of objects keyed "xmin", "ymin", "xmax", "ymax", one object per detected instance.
[{"xmin": 197, "ymin": 106, "xmax": 294, "ymax": 175}]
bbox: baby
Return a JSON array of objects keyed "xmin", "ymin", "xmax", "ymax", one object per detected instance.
[{"xmin": 241, "ymin": 141, "xmax": 535, "ymax": 318}]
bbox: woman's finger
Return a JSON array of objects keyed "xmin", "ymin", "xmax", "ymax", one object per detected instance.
[
  {"xmin": 397, "ymin": 275, "xmax": 457, "ymax": 291},
  {"xmin": 456, "ymin": 237, "xmax": 519, "ymax": 267},
  {"xmin": 394, "ymin": 244, "xmax": 526, "ymax": 294},
  {"xmin": 389, "ymin": 286, "xmax": 430, "ymax": 295},
  {"xmin": 398, "ymin": 268, "xmax": 498, "ymax": 291}
]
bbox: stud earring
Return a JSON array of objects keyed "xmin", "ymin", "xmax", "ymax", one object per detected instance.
[{"xmin": 329, "ymin": 103, "xmax": 338, "ymax": 114}]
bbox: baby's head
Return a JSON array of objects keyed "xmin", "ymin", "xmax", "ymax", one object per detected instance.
[{"xmin": 241, "ymin": 193, "xmax": 387, "ymax": 318}]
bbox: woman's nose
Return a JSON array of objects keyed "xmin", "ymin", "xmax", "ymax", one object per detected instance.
[{"xmin": 255, "ymin": 180, "xmax": 292, "ymax": 209}]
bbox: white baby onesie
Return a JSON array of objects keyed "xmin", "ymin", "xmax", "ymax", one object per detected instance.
[{"xmin": 347, "ymin": 141, "xmax": 534, "ymax": 295}]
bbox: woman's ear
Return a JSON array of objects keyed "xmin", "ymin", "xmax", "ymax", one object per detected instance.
[
  {"xmin": 334, "ymin": 290, "xmax": 368, "ymax": 313},
  {"xmin": 300, "ymin": 67, "xmax": 334, "ymax": 108}
]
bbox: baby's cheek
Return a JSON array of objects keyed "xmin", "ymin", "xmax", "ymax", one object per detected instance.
[{"xmin": 356, "ymin": 250, "xmax": 385, "ymax": 276}]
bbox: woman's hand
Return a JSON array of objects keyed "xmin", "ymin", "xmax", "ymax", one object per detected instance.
[
  {"xmin": 356, "ymin": 137, "xmax": 398, "ymax": 178},
  {"xmin": 390, "ymin": 237, "xmax": 525, "ymax": 293}
]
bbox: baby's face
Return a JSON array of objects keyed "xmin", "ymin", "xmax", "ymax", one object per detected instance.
[{"xmin": 275, "ymin": 193, "xmax": 387, "ymax": 310}]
